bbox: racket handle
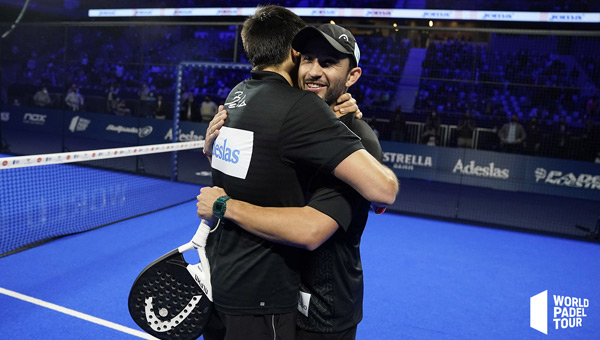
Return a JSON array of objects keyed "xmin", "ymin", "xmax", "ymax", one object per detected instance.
[{"xmin": 191, "ymin": 220, "xmax": 213, "ymax": 248}]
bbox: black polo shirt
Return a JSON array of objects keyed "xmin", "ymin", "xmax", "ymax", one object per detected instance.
[
  {"xmin": 207, "ymin": 70, "xmax": 363, "ymax": 315},
  {"xmin": 299, "ymin": 112, "xmax": 383, "ymax": 332}
]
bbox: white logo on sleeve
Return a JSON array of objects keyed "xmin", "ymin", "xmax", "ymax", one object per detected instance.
[{"xmin": 211, "ymin": 126, "xmax": 253, "ymax": 179}]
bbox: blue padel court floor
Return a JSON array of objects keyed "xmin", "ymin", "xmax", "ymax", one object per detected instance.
[{"xmin": 1, "ymin": 200, "xmax": 599, "ymax": 340}]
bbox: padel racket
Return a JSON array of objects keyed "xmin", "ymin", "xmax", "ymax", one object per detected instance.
[{"xmin": 128, "ymin": 220, "xmax": 213, "ymax": 340}]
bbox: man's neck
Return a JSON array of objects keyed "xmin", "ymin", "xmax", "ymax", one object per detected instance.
[{"xmin": 262, "ymin": 65, "xmax": 294, "ymax": 86}]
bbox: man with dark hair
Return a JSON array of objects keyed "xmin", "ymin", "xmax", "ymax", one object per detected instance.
[
  {"xmin": 200, "ymin": 20, "xmax": 390, "ymax": 340},
  {"xmin": 200, "ymin": 6, "xmax": 397, "ymax": 340}
]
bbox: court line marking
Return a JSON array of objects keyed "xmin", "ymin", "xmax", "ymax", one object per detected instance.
[{"xmin": 0, "ymin": 287, "xmax": 157, "ymax": 339}]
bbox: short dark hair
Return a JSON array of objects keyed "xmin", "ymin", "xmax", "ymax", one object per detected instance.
[{"xmin": 241, "ymin": 5, "xmax": 306, "ymax": 70}]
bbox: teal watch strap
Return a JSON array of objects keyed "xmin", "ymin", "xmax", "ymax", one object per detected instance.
[{"xmin": 213, "ymin": 195, "xmax": 231, "ymax": 220}]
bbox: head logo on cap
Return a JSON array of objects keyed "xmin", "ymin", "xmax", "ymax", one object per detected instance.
[{"xmin": 292, "ymin": 23, "xmax": 361, "ymax": 66}]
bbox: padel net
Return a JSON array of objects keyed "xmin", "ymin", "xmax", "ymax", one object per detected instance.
[{"xmin": 0, "ymin": 141, "xmax": 205, "ymax": 257}]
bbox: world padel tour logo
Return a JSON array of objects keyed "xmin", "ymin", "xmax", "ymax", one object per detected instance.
[
  {"xmin": 534, "ymin": 168, "xmax": 600, "ymax": 190},
  {"xmin": 530, "ymin": 290, "xmax": 590, "ymax": 335}
]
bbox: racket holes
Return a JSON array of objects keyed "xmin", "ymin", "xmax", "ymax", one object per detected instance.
[{"xmin": 159, "ymin": 308, "xmax": 168, "ymax": 317}]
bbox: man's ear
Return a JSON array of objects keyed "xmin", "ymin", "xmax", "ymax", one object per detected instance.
[
  {"xmin": 291, "ymin": 48, "xmax": 301, "ymax": 64},
  {"xmin": 346, "ymin": 67, "xmax": 362, "ymax": 88}
]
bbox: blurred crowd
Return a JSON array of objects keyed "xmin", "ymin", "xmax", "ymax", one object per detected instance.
[{"xmin": 1, "ymin": 22, "xmax": 599, "ymax": 162}]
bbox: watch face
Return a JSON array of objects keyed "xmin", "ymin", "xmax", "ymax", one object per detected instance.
[{"xmin": 213, "ymin": 196, "xmax": 229, "ymax": 219}]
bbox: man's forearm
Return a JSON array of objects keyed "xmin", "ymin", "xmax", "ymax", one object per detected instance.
[
  {"xmin": 223, "ymin": 200, "xmax": 338, "ymax": 251},
  {"xmin": 333, "ymin": 149, "xmax": 399, "ymax": 206}
]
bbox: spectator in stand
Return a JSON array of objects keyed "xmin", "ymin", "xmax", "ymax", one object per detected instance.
[
  {"xmin": 106, "ymin": 82, "xmax": 120, "ymax": 113},
  {"xmin": 586, "ymin": 95, "xmax": 599, "ymax": 118},
  {"xmin": 456, "ymin": 111, "xmax": 476, "ymax": 148},
  {"xmin": 421, "ymin": 110, "xmax": 441, "ymax": 146},
  {"xmin": 140, "ymin": 83, "xmax": 157, "ymax": 117},
  {"xmin": 578, "ymin": 117, "xmax": 597, "ymax": 161},
  {"xmin": 553, "ymin": 117, "xmax": 570, "ymax": 158},
  {"xmin": 65, "ymin": 84, "xmax": 84, "ymax": 111},
  {"xmin": 200, "ymin": 96, "xmax": 218, "ymax": 123},
  {"xmin": 138, "ymin": 83, "xmax": 152, "ymax": 101},
  {"xmin": 390, "ymin": 105, "xmax": 406, "ymax": 142},
  {"xmin": 498, "ymin": 114, "xmax": 526, "ymax": 153},
  {"xmin": 33, "ymin": 87, "xmax": 52, "ymax": 107},
  {"xmin": 114, "ymin": 98, "xmax": 131, "ymax": 116},
  {"xmin": 141, "ymin": 92, "xmax": 157, "ymax": 117},
  {"xmin": 154, "ymin": 95, "xmax": 168, "ymax": 119},
  {"xmin": 180, "ymin": 92, "xmax": 199, "ymax": 121},
  {"xmin": 525, "ymin": 116, "xmax": 542, "ymax": 156}
]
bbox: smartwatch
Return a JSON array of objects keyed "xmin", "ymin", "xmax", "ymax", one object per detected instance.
[{"xmin": 213, "ymin": 195, "xmax": 231, "ymax": 220}]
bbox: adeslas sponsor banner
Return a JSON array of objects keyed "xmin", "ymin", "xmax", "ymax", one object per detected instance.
[{"xmin": 381, "ymin": 142, "xmax": 600, "ymax": 201}]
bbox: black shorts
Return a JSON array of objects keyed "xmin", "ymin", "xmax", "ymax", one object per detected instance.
[
  {"xmin": 203, "ymin": 309, "xmax": 297, "ymax": 340},
  {"xmin": 295, "ymin": 326, "xmax": 357, "ymax": 340}
]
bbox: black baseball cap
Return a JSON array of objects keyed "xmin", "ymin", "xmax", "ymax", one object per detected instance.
[{"xmin": 292, "ymin": 23, "xmax": 361, "ymax": 66}]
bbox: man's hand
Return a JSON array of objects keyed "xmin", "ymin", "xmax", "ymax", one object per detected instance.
[
  {"xmin": 333, "ymin": 93, "xmax": 362, "ymax": 119},
  {"xmin": 196, "ymin": 186, "xmax": 228, "ymax": 220},
  {"xmin": 204, "ymin": 105, "xmax": 227, "ymax": 157}
]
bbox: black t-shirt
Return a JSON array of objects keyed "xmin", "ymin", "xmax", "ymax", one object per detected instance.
[
  {"xmin": 207, "ymin": 70, "xmax": 363, "ymax": 315},
  {"xmin": 299, "ymin": 112, "xmax": 383, "ymax": 332}
]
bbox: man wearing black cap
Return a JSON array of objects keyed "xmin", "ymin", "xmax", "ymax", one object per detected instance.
[{"xmin": 200, "ymin": 21, "xmax": 384, "ymax": 340}]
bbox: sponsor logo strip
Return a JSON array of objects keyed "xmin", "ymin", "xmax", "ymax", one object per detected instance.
[{"xmin": 0, "ymin": 141, "xmax": 204, "ymax": 169}]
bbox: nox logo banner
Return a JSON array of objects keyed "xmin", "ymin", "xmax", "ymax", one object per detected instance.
[{"xmin": 531, "ymin": 290, "xmax": 590, "ymax": 335}]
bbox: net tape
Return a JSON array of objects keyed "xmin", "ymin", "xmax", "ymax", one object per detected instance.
[{"xmin": 1, "ymin": 141, "xmax": 204, "ymax": 170}]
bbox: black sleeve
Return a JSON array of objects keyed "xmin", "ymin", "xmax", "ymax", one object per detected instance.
[
  {"xmin": 307, "ymin": 114, "xmax": 383, "ymax": 231},
  {"xmin": 279, "ymin": 93, "xmax": 363, "ymax": 172}
]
